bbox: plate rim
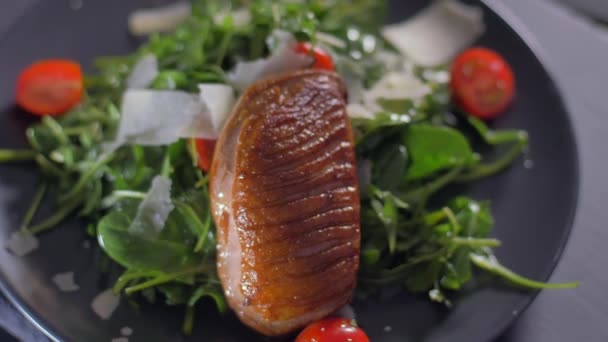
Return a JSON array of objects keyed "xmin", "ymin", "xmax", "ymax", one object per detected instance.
[
  {"xmin": 475, "ymin": 0, "xmax": 581, "ymax": 340},
  {"xmin": 0, "ymin": 1, "xmax": 581, "ymax": 341}
]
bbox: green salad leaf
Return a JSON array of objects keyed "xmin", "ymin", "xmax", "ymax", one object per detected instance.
[
  {"xmin": 99, "ymin": 208, "xmax": 199, "ymax": 273},
  {"xmin": 404, "ymin": 125, "xmax": 477, "ymax": 180}
]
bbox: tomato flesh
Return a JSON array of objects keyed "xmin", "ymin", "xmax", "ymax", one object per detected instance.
[
  {"xmin": 294, "ymin": 42, "xmax": 335, "ymax": 71},
  {"xmin": 194, "ymin": 138, "xmax": 217, "ymax": 172},
  {"xmin": 296, "ymin": 318, "xmax": 370, "ymax": 342},
  {"xmin": 450, "ymin": 47, "xmax": 515, "ymax": 120},
  {"xmin": 16, "ymin": 59, "xmax": 84, "ymax": 116}
]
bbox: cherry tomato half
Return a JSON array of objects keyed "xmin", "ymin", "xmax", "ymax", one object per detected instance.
[
  {"xmin": 450, "ymin": 47, "xmax": 515, "ymax": 120},
  {"xmin": 193, "ymin": 138, "xmax": 217, "ymax": 172},
  {"xmin": 16, "ymin": 59, "xmax": 84, "ymax": 116},
  {"xmin": 295, "ymin": 318, "xmax": 370, "ymax": 342},
  {"xmin": 294, "ymin": 42, "xmax": 335, "ymax": 71}
]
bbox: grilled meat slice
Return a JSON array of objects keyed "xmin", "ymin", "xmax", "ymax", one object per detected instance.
[{"xmin": 210, "ymin": 69, "xmax": 360, "ymax": 336}]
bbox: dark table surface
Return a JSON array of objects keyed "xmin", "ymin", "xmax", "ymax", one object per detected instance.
[{"xmin": 1, "ymin": 0, "xmax": 608, "ymax": 341}]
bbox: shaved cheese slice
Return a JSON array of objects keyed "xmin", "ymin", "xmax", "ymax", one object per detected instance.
[
  {"xmin": 121, "ymin": 327, "xmax": 133, "ymax": 336},
  {"xmin": 128, "ymin": 1, "xmax": 191, "ymax": 36},
  {"xmin": 338, "ymin": 66, "xmax": 365, "ymax": 106},
  {"xmin": 366, "ymin": 72, "xmax": 431, "ymax": 109},
  {"xmin": 91, "ymin": 289, "xmax": 120, "ymax": 320},
  {"xmin": 107, "ymin": 90, "xmax": 210, "ymax": 150},
  {"xmin": 347, "ymin": 103, "xmax": 374, "ymax": 119},
  {"xmin": 346, "ymin": 72, "xmax": 430, "ymax": 119},
  {"xmin": 376, "ymin": 51, "xmax": 404, "ymax": 71},
  {"xmin": 199, "ymin": 84, "xmax": 235, "ymax": 132},
  {"xmin": 120, "ymin": 89, "xmax": 207, "ymax": 143},
  {"xmin": 108, "ymin": 82, "xmax": 235, "ymax": 149},
  {"xmin": 6, "ymin": 231, "xmax": 39, "ymax": 256},
  {"xmin": 382, "ymin": 0, "xmax": 484, "ymax": 66},
  {"xmin": 227, "ymin": 31, "xmax": 312, "ymax": 91},
  {"xmin": 178, "ymin": 84, "xmax": 235, "ymax": 139},
  {"xmin": 127, "ymin": 55, "xmax": 158, "ymax": 89},
  {"xmin": 52, "ymin": 272, "xmax": 80, "ymax": 292},
  {"xmin": 128, "ymin": 176, "xmax": 174, "ymax": 239},
  {"xmin": 129, "ymin": 2, "xmax": 251, "ymax": 36}
]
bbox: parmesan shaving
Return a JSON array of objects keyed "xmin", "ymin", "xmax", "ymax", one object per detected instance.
[
  {"xmin": 382, "ymin": 0, "xmax": 484, "ymax": 66},
  {"xmin": 52, "ymin": 272, "xmax": 80, "ymax": 292},
  {"xmin": 126, "ymin": 55, "xmax": 158, "ymax": 89},
  {"xmin": 128, "ymin": 176, "xmax": 174, "ymax": 239},
  {"xmin": 6, "ymin": 231, "xmax": 39, "ymax": 257},
  {"xmin": 91, "ymin": 289, "xmax": 120, "ymax": 320},
  {"xmin": 128, "ymin": 2, "xmax": 191, "ymax": 36},
  {"xmin": 227, "ymin": 31, "xmax": 312, "ymax": 91}
]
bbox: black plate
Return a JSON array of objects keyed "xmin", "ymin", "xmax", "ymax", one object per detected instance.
[{"xmin": 0, "ymin": 1, "xmax": 579, "ymax": 341}]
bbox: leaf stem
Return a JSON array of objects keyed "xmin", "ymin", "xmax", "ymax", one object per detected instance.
[
  {"xmin": 215, "ymin": 28, "xmax": 234, "ymax": 66},
  {"xmin": 35, "ymin": 155, "xmax": 64, "ymax": 178},
  {"xmin": 20, "ymin": 184, "xmax": 48, "ymax": 230},
  {"xmin": 26, "ymin": 197, "xmax": 82, "ymax": 235},
  {"xmin": 451, "ymin": 237, "xmax": 501, "ymax": 248},
  {"xmin": 161, "ymin": 150, "xmax": 172, "ymax": 178},
  {"xmin": 113, "ymin": 270, "xmax": 162, "ymax": 294},
  {"xmin": 60, "ymin": 152, "xmax": 115, "ymax": 204},
  {"xmin": 124, "ymin": 266, "xmax": 209, "ymax": 295},
  {"xmin": 424, "ymin": 210, "xmax": 448, "ymax": 226},
  {"xmin": 456, "ymin": 133, "xmax": 528, "ymax": 183},
  {"xmin": 443, "ymin": 207, "xmax": 462, "ymax": 235},
  {"xmin": 0, "ymin": 149, "xmax": 37, "ymax": 163},
  {"xmin": 112, "ymin": 190, "xmax": 147, "ymax": 199},
  {"xmin": 42, "ymin": 116, "xmax": 69, "ymax": 145},
  {"xmin": 194, "ymin": 213, "xmax": 212, "ymax": 253},
  {"xmin": 467, "ymin": 116, "xmax": 527, "ymax": 146},
  {"xmin": 183, "ymin": 306, "xmax": 195, "ymax": 335},
  {"xmin": 359, "ymin": 248, "xmax": 447, "ymax": 285},
  {"xmin": 195, "ymin": 174, "xmax": 209, "ymax": 189},
  {"xmin": 101, "ymin": 190, "xmax": 147, "ymax": 208},
  {"xmin": 401, "ymin": 166, "xmax": 463, "ymax": 202},
  {"xmin": 470, "ymin": 253, "xmax": 579, "ymax": 289}
]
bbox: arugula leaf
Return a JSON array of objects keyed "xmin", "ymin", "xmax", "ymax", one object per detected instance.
[
  {"xmin": 466, "ymin": 116, "xmax": 527, "ymax": 146},
  {"xmin": 361, "ymin": 247, "xmax": 381, "ymax": 266},
  {"xmin": 158, "ymin": 283, "xmax": 191, "ymax": 305},
  {"xmin": 188, "ymin": 284, "xmax": 227, "ymax": 312},
  {"xmin": 182, "ymin": 283, "xmax": 227, "ymax": 335},
  {"xmin": 97, "ymin": 189, "xmax": 214, "ymax": 273},
  {"xmin": 404, "ymin": 260, "xmax": 443, "ymax": 293},
  {"xmin": 371, "ymin": 139, "xmax": 408, "ymax": 192},
  {"xmin": 98, "ymin": 203, "xmax": 201, "ymax": 272},
  {"xmin": 359, "ymin": 193, "xmax": 576, "ymax": 302},
  {"xmin": 449, "ymin": 197, "xmax": 493, "ymax": 238},
  {"xmin": 404, "ymin": 124, "xmax": 476, "ymax": 180},
  {"xmin": 370, "ymin": 195, "xmax": 398, "ymax": 254},
  {"xmin": 440, "ymin": 249, "xmax": 472, "ymax": 290},
  {"xmin": 455, "ymin": 117, "xmax": 529, "ymax": 183}
]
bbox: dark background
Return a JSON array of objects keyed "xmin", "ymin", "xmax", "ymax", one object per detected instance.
[{"xmin": 1, "ymin": 0, "xmax": 607, "ymax": 341}]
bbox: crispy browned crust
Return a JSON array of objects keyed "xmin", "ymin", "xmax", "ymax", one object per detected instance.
[{"xmin": 210, "ymin": 69, "xmax": 360, "ymax": 336}]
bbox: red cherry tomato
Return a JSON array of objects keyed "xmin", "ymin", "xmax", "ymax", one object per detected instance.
[
  {"xmin": 193, "ymin": 138, "xmax": 216, "ymax": 172},
  {"xmin": 294, "ymin": 42, "xmax": 335, "ymax": 71},
  {"xmin": 15, "ymin": 59, "xmax": 84, "ymax": 116},
  {"xmin": 295, "ymin": 318, "xmax": 370, "ymax": 342},
  {"xmin": 450, "ymin": 47, "xmax": 515, "ymax": 120}
]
